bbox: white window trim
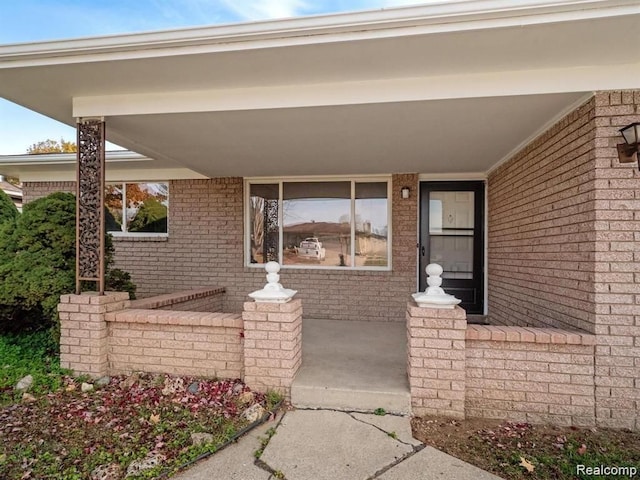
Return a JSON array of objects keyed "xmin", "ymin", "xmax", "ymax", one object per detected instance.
[
  {"xmin": 106, "ymin": 181, "xmax": 169, "ymax": 237},
  {"xmin": 245, "ymin": 176, "xmax": 392, "ymax": 271}
]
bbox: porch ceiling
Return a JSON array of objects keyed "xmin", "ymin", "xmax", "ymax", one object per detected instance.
[
  {"xmin": 106, "ymin": 93, "xmax": 586, "ymax": 177},
  {"xmin": 1, "ymin": 1, "xmax": 639, "ymax": 177}
]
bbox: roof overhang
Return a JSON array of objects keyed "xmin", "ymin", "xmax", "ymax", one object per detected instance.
[{"xmin": 1, "ymin": 0, "xmax": 639, "ymax": 178}]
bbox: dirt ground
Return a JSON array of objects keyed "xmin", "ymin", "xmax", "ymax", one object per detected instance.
[{"xmin": 411, "ymin": 415, "xmax": 640, "ymax": 479}]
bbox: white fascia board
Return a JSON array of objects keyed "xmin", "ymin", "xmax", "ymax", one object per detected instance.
[
  {"xmin": 73, "ymin": 62, "xmax": 640, "ymax": 117},
  {"xmin": 1, "ymin": 1, "xmax": 638, "ymax": 66},
  {"xmin": 18, "ymin": 168, "xmax": 207, "ymax": 183},
  {"xmin": 0, "ymin": 150, "xmax": 149, "ymax": 165}
]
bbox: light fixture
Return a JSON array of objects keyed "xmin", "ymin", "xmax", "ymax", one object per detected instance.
[
  {"xmin": 617, "ymin": 122, "xmax": 640, "ymax": 170},
  {"xmin": 401, "ymin": 186, "xmax": 410, "ymax": 199}
]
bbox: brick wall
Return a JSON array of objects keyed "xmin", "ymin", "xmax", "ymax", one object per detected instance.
[
  {"xmin": 466, "ymin": 325, "xmax": 596, "ymax": 426},
  {"xmin": 592, "ymin": 90, "xmax": 640, "ymax": 430},
  {"xmin": 129, "ymin": 287, "xmax": 225, "ymax": 312},
  {"xmin": 487, "ymin": 89, "xmax": 640, "ymax": 429},
  {"xmin": 106, "ymin": 309, "xmax": 243, "ymax": 378},
  {"xmin": 22, "ymin": 181, "xmax": 74, "ymax": 203},
  {"xmin": 487, "ymin": 98, "xmax": 598, "ymax": 332},
  {"xmin": 27, "ymin": 175, "xmax": 417, "ymax": 322}
]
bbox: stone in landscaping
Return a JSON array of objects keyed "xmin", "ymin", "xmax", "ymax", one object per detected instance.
[
  {"xmin": 96, "ymin": 376, "xmax": 111, "ymax": 387},
  {"xmin": 15, "ymin": 374, "xmax": 33, "ymax": 391},
  {"xmin": 22, "ymin": 392, "xmax": 36, "ymax": 403},
  {"xmin": 233, "ymin": 382, "xmax": 244, "ymax": 395},
  {"xmin": 188, "ymin": 382, "xmax": 200, "ymax": 394},
  {"xmin": 91, "ymin": 463, "xmax": 122, "ymax": 480},
  {"xmin": 126, "ymin": 452, "xmax": 165, "ymax": 477},
  {"xmin": 191, "ymin": 432, "xmax": 215, "ymax": 446},
  {"xmin": 242, "ymin": 404, "xmax": 266, "ymax": 423},
  {"xmin": 238, "ymin": 391, "xmax": 255, "ymax": 406},
  {"xmin": 81, "ymin": 382, "xmax": 94, "ymax": 393},
  {"xmin": 120, "ymin": 372, "xmax": 140, "ymax": 389}
]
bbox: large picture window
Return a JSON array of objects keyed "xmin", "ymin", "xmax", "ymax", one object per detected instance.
[
  {"xmin": 247, "ymin": 179, "xmax": 390, "ymax": 269},
  {"xmin": 105, "ymin": 182, "xmax": 168, "ymax": 234}
]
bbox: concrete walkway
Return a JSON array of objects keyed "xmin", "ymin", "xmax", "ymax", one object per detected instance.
[{"xmin": 173, "ymin": 409, "xmax": 504, "ymax": 480}]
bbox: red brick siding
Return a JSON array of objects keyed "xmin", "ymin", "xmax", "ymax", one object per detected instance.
[{"xmin": 487, "ymin": 98, "xmax": 598, "ymax": 332}]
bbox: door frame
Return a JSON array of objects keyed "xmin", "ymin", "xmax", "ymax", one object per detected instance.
[{"xmin": 419, "ymin": 180, "xmax": 486, "ymax": 314}]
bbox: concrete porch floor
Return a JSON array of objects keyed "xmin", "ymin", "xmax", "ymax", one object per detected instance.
[{"xmin": 291, "ymin": 318, "xmax": 411, "ymax": 414}]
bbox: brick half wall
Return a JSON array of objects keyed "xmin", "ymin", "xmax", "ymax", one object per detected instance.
[
  {"xmin": 466, "ymin": 325, "xmax": 596, "ymax": 427},
  {"xmin": 105, "ymin": 309, "xmax": 244, "ymax": 378}
]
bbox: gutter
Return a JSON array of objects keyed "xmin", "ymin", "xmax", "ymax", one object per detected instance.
[{"xmin": 0, "ymin": 0, "xmax": 638, "ymax": 64}]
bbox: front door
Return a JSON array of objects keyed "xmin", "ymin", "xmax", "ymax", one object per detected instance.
[{"xmin": 419, "ymin": 181, "xmax": 485, "ymax": 314}]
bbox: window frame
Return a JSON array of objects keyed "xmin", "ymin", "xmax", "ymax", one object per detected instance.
[
  {"xmin": 106, "ymin": 181, "xmax": 169, "ymax": 238},
  {"xmin": 245, "ymin": 176, "xmax": 392, "ymax": 271}
]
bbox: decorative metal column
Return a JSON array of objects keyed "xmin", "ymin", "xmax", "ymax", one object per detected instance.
[{"xmin": 76, "ymin": 118, "xmax": 106, "ymax": 295}]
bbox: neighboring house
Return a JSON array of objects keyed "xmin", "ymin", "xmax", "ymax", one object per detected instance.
[
  {"xmin": 0, "ymin": 174, "xmax": 22, "ymax": 211},
  {"xmin": 1, "ymin": 0, "xmax": 640, "ymax": 428}
]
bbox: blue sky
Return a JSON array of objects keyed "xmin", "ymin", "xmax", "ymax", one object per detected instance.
[{"xmin": 0, "ymin": 0, "xmax": 437, "ymax": 155}]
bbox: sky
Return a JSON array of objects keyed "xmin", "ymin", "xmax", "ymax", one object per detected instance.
[{"xmin": 0, "ymin": 0, "xmax": 441, "ymax": 155}]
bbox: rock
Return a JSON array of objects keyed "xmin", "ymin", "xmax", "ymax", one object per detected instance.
[
  {"xmin": 15, "ymin": 375, "xmax": 33, "ymax": 392},
  {"xmin": 81, "ymin": 382, "xmax": 94, "ymax": 393},
  {"xmin": 241, "ymin": 403, "xmax": 266, "ymax": 423},
  {"xmin": 126, "ymin": 452, "xmax": 165, "ymax": 477},
  {"xmin": 120, "ymin": 372, "xmax": 140, "ymax": 389},
  {"xmin": 191, "ymin": 432, "xmax": 214, "ymax": 446},
  {"xmin": 91, "ymin": 463, "xmax": 122, "ymax": 480},
  {"xmin": 22, "ymin": 392, "xmax": 36, "ymax": 403},
  {"xmin": 233, "ymin": 383, "xmax": 244, "ymax": 395},
  {"xmin": 188, "ymin": 382, "xmax": 199, "ymax": 394},
  {"xmin": 96, "ymin": 376, "xmax": 111, "ymax": 387},
  {"xmin": 238, "ymin": 391, "xmax": 255, "ymax": 406}
]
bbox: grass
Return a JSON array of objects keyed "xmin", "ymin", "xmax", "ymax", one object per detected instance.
[
  {"xmin": 0, "ymin": 331, "xmax": 278, "ymax": 480},
  {"xmin": 0, "ymin": 330, "xmax": 68, "ymax": 405}
]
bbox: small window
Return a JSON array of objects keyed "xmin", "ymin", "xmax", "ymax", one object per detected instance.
[
  {"xmin": 246, "ymin": 179, "xmax": 390, "ymax": 270},
  {"xmin": 105, "ymin": 182, "xmax": 168, "ymax": 234}
]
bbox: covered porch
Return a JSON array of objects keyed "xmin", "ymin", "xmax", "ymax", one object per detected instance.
[{"xmin": 2, "ymin": 0, "xmax": 640, "ymax": 429}]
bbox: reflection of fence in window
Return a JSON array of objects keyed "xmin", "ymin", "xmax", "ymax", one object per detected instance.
[{"xmin": 249, "ymin": 184, "xmax": 279, "ymax": 264}]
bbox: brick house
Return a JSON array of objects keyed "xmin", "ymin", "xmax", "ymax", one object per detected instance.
[{"xmin": 1, "ymin": 0, "xmax": 640, "ymax": 428}]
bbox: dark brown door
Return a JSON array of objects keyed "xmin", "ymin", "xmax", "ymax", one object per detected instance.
[{"xmin": 419, "ymin": 181, "xmax": 485, "ymax": 314}]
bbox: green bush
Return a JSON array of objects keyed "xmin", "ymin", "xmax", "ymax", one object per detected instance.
[
  {"xmin": 0, "ymin": 188, "xmax": 19, "ymax": 226},
  {"xmin": 0, "ymin": 192, "xmax": 136, "ymax": 333}
]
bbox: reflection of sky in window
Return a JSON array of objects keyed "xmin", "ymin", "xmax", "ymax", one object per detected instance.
[
  {"xmin": 284, "ymin": 198, "xmax": 388, "ymax": 231},
  {"xmin": 429, "ymin": 199, "xmax": 443, "ymax": 233},
  {"xmin": 284, "ymin": 199, "xmax": 349, "ymax": 225}
]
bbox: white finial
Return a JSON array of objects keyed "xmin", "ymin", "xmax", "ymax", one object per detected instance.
[
  {"xmin": 248, "ymin": 262, "xmax": 297, "ymax": 303},
  {"xmin": 412, "ymin": 263, "xmax": 461, "ymax": 309}
]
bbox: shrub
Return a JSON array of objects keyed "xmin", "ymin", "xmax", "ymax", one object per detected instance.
[
  {"xmin": 0, "ymin": 192, "xmax": 136, "ymax": 333},
  {"xmin": 0, "ymin": 189, "xmax": 19, "ymax": 226}
]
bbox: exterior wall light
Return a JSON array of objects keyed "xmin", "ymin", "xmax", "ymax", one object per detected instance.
[
  {"xmin": 401, "ymin": 186, "xmax": 410, "ymax": 199},
  {"xmin": 618, "ymin": 122, "xmax": 640, "ymax": 170}
]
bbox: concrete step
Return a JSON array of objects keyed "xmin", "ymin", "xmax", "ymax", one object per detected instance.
[
  {"xmin": 291, "ymin": 382, "xmax": 411, "ymax": 414},
  {"xmin": 292, "ymin": 318, "xmax": 411, "ymax": 414}
]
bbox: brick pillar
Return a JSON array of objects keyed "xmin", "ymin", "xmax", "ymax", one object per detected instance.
[
  {"xmin": 407, "ymin": 303, "xmax": 467, "ymax": 418},
  {"xmin": 242, "ymin": 299, "xmax": 302, "ymax": 399},
  {"xmin": 58, "ymin": 292, "xmax": 130, "ymax": 377}
]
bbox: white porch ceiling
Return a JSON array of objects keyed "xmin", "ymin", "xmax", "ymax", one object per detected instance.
[{"xmin": 0, "ymin": 0, "xmax": 639, "ymax": 178}]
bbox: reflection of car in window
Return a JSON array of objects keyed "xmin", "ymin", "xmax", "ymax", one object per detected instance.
[{"xmin": 296, "ymin": 237, "xmax": 326, "ymax": 260}]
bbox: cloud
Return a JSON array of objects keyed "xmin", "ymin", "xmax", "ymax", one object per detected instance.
[{"xmin": 218, "ymin": 0, "xmax": 311, "ymax": 20}]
